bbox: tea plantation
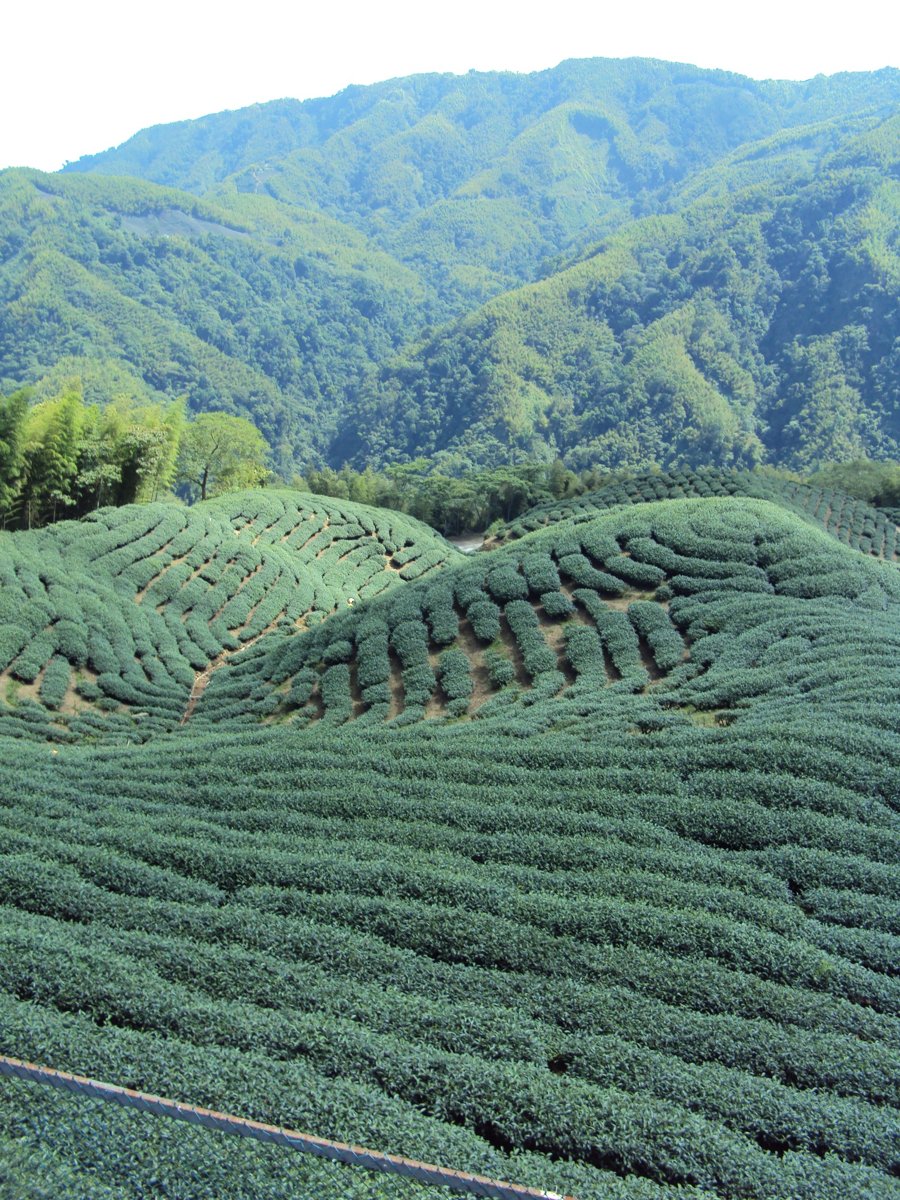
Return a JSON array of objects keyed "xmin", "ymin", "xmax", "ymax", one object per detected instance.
[
  {"xmin": 1, "ymin": 476, "xmax": 899, "ymax": 1200},
  {"xmin": 0, "ymin": 490, "xmax": 456, "ymax": 740},
  {"xmin": 491, "ymin": 467, "xmax": 900, "ymax": 561}
]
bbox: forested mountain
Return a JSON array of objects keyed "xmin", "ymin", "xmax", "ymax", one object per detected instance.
[
  {"xmin": 65, "ymin": 59, "xmax": 900, "ymax": 301},
  {"xmin": 338, "ymin": 113, "xmax": 900, "ymax": 471},
  {"xmin": 0, "ymin": 170, "xmax": 431, "ymax": 468},
  {"xmin": 0, "ymin": 58, "xmax": 897, "ymax": 478}
]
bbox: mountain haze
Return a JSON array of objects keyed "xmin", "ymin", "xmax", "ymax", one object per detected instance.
[{"xmin": 65, "ymin": 59, "xmax": 900, "ymax": 301}]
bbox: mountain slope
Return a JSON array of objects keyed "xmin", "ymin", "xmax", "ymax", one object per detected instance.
[
  {"xmin": 64, "ymin": 60, "xmax": 900, "ymax": 301},
  {"xmin": 489, "ymin": 465, "xmax": 900, "ymax": 553},
  {"xmin": 0, "ymin": 489, "xmax": 457, "ymax": 739},
  {"xmin": 0, "ymin": 170, "xmax": 432, "ymax": 465},
  {"xmin": 336, "ymin": 113, "xmax": 900, "ymax": 470},
  {"xmin": 0, "ymin": 61, "xmax": 897, "ymax": 478}
]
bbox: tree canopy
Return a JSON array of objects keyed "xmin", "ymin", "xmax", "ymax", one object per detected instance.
[{"xmin": 177, "ymin": 412, "xmax": 269, "ymax": 502}]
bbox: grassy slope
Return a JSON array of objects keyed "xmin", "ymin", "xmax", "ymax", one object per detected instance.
[
  {"xmin": 0, "ymin": 484, "xmax": 898, "ymax": 1198},
  {"xmin": 489, "ymin": 466, "xmax": 900, "ymax": 552},
  {"xmin": 0, "ymin": 489, "xmax": 458, "ymax": 739}
]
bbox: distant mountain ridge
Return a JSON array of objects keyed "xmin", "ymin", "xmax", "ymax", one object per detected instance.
[
  {"xmin": 63, "ymin": 60, "xmax": 900, "ymax": 299},
  {"xmin": 0, "ymin": 58, "xmax": 895, "ymax": 475}
]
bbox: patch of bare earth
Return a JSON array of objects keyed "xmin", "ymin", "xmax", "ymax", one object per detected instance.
[
  {"xmin": 455, "ymin": 615, "xmax": 495, "ymax": 713},
  {"xmin": 180, "ymin": 613, "xmax": 286, "ymax": 725},
  {"xmin": 387, "ymin": 646, "xmax": 405, "ymax": 720}
]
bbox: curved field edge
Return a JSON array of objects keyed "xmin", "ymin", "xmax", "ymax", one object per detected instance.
[
  {"xmin": 488, "ymin": 468, "xmax": 900, "ymax": 564},
  {"xmin": 0, "ymin": 495, "xmax": 898, "ymax": 1197},
  {"xmin": 0, "ymin": 489, "xmax": 459, "ymax": 740}
]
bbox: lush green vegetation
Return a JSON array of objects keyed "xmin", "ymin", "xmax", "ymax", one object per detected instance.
[
  {"xmin": 0, "ymin": 477, "xmax": 898, "ymax": 1198},
  {"xmin": 339, "ymin": 115, "xmax": 900, "ymax": 471},
  {"xmin": 0, "ymin": 489, "xmax": 455, "ymax": 739},
  {"xmin": 0, "ymin": 61, "xmax": 896, "ymax": 478},
  {"xmin": 65, "ymin": 59, "xmax": 900, "ymax": 306},
  {"xmin": 0, "ymin": 385, "xmax": 270, "ymax": 528},
  {"xmin": 2, "ymin": 57, "xmax": 900, "ymax": 1199},
  {"xmin": 490, "ymin": 465, "xmax": 900, "ymax": 557},
  {"xmin": 0, "ymin": 170, "xmax": 431, "ymax": 467}
]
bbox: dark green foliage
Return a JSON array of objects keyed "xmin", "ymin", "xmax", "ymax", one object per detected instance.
[
  {"xmin": 320, "ymin": 664, "xmax": 352, "ymax": 722},
  {"xmin": 485, "ymin": 565, "xmax": 528, "ymax": 603},
  {"xmin": 483, "ymin": 647, "xmax": 516, "ymax": 689},
  {"xmin": 337, "ymin": 118, "xmax": 900, "ymax": 472},
  {"xmin": 496, "ymin": 467, "xmax": 900, "ymax": 563},
  {"xmin": 2, "ymin": 478, "xmax": 900, "ymax": 1196},
  {"xmin": 423, "ymin": 585, "xmax": 458, "ymax": 646},
  {"xmin": 466, "ymin": 599, "xmax": 501, "ymax": 644},
  {"xmin": 0, "ymin": 490, "xmax": 455, "ymax": 731},
  {"xmin": 504, "ymin": 601, "xmax": 557, "ymax": 679},
  {"xmin": 539, "ymin": 590, "xmax": 574, "ymax": 618},
  {"xmin": 521, "ymin": 552, "xmax": 561, "ymax": 596},
  {"xmin": 0, "ymin": 172, "xmax": 429, "ymax": 470},
  {"xmin": 627, "ymin": 602, "xmax": 686, "ymax": 673},
  {"xmin": 38, "ymin": 656, "xmax": 71, "ymax": 710},
  {"xmin": 557, "ymin": 553, "xmax": 625, "ymax": 594},
  {"xmin": 0, "ymin": 63, "xmax": 897, "ymax": 486},
  {"xmin": 439, "ymin": 649, "xmax": 473, "ymax": 716}
]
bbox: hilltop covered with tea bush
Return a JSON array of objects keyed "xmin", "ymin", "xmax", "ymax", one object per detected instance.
[{"xmin": 0, "ymin": 474, "xmax": 898, "ymax": 1199}]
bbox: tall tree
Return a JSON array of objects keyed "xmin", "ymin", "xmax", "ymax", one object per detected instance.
[
  {"xmin": 0, "ymin": 389, "xmax": 28, "ymax": 523},
  {"xmin": 21, "ymin": 389, "xmax": 84, "ymax": 526},
  {"xmin": 177, "ymin": 413, "xmax": 269, "ymax": 501}
]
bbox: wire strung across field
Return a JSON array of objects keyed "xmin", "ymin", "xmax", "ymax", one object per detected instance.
[{"xmin": 0, "ymin": 1054, "xmax": 572, "ymax": 1200}]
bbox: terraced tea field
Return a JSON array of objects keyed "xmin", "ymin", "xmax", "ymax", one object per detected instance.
[
  {"xmin": 1, "ymin": 475, "xmax": 898, "ymax": 1200},
  {"xmin": 492, "ymin": 467, "xmax": 900, "ymax": 562},
  {"xmin": 0, "ymin": 491, "xmax": 456, "ymax": 740}
]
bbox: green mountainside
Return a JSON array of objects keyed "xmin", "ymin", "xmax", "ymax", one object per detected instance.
[
  {"xmin": 3, "ymin": 59, "xmax": 900, "ymax": 1200},
  {"xmin": 0, "ymin": 59, "xmax": 895, "ymax": 476},
  {"xmin": 0, "ymin": 170, "xmax": 433, "ymax": 467},
  {"xmin": 64, "ymin": 59, "xmax": 900, "ymax": 300},
  {"xmin": 1, "ymin": 477, "xmax": 899, "ymax": 1198},
  {"xmin": 337, "ymin": 114, "xmax": 900, "ymax": 470}
]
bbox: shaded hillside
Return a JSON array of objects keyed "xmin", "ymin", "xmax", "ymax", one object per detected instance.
[
  {"xmin": 0, "ymin": 60, "xmax": 897, "ymax": 482},
  {"xmin": 336, "ymin": 114, "xmax": 900, "ymax": 471},
  {"xmin": 0, "ymin": 170, "xmax": 430, "ymax": 465},
  {"xmin": 1, "ymin": 488, "xmax": 899, "ymax": 1198},
  {"xmin": 193, "ymin": 495, "xmax": 900, "ymax": 730}
]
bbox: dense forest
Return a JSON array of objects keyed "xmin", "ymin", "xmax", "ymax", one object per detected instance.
[
  {"xmin": 338, "ymin": 119, "xmax": 900, "ymax": 470},
  {"xmin": 0, "ymin": 385, "xmax": 268, "ymax": 528},
  {"xmin": 0, "ymin": 59, "xmax": 894, "ymax": 478}
]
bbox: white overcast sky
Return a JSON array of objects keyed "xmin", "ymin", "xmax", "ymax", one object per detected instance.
[{"xmin": 3, "ymin": 0, "xmax": 898, "ymax": 172}]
